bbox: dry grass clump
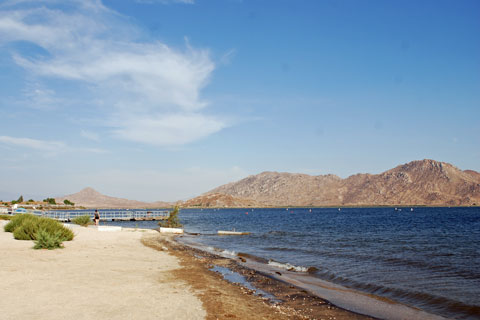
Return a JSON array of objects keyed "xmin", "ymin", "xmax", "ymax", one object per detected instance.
[{"xmin": 0, "ymin": 215, "xmax": 12, "ymax": 220}]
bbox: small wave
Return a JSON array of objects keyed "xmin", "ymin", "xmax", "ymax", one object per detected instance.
[
  {"xmin": 268, "ymin": 259, "xmax": 317, "ymax": 273},
  {"xmin": 262, "ymin": 246, "xmax": 321, "ymax": 255},
  {"xmin": 211, "ymin": 247, "xmax": 237, "ymax": 256},
  {"xmin": 222, "ymin": 249, "xmax": 237, "ymax": 256}
]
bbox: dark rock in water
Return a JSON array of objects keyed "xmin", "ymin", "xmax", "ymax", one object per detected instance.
[
  {"xmin": 275, "ymin": 271, "xmax": 282, "ymax": 276},
  {"xmin": 307, "ymin": 266, "xmax": 319, "ymax": 273}
]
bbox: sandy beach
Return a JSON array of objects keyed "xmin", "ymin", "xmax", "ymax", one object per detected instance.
[
  {"xmin": 0, "ymin": 223, "xmax": 205, "ymax": 320},
  {"xmin": 0, "ymin": 221, "xmax": 372, "ymax": 320}
]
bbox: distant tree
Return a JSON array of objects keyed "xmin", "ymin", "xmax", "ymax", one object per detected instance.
[
  {"xmin": 43, "ymin": 198, "xmax": 56, "ymax": 205},
  {"xmin": 64, "ymin": 199, "xmax": 75, "ymax": 206},
  {"xmin": 27, "ymin": 199, "xmax": 34, "ymax": 203},
  {"xmin": 17, "ymin": 195, "xmax": 23, "ymax": 203}
]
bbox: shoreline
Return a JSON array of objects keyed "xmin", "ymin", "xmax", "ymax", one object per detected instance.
[
  {"xmin": 166, "ymin": 234, "xmax": 447, "ymax": 320},
  {"xmin": 1, "ymin": 221, "xmax": 370, "ymax": 319},
  {"xmin": 144, "ymin": 233, "xmax": 373, "ymax": 320},
  {"xmin": 0, "ymin": 218, "xmax": 469, "ymax": 319}
]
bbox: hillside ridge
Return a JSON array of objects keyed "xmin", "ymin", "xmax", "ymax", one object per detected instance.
[{"xmin": 206, "ymin": 159, "xmax": 480, "ymax": 207}]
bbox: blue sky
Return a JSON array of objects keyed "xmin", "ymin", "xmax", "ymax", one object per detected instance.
[{"xmin": 0, "ymin": 0, "xmax": 479, "ymax": 202}]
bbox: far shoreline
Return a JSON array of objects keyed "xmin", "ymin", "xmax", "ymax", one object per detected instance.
[{"xmin": 44, "ymin": 205, "xmax": 480, "ymax": 210}]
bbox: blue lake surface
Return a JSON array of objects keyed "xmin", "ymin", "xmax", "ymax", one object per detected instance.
[{"xmin": 104, "ymin": 207, "xmax": 480, "ymax": 319}]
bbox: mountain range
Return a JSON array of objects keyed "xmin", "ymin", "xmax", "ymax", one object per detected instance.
[
  {"xmin": 56, "ymin": 187, "xmax": 172, "ymax": 209},
  {"xmin": 57, "ymin": 159, "xmax": 480, "ymax": 208}
]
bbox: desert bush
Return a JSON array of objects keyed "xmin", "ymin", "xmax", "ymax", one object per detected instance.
[
  {"xmin": 158, "ymin": 206, "xmax": 183, "ymax": 228},
  {"xmin": 13, "ymin": 219, "xmax": 38, "ymax": 240},
  {"xmin": 34, "ymin": 229, "xmax": 64, "ymax": 250},
  {"xmin": 5, "ymin": 214, "xmax": 74, "ymax": 242},
  {"xmin": 4, "ymin": 214, "xmax": 36, "ymax": 232},
  {"xmin": 37, "ymin": 218, "xmax": 74, "ymax": 241},
  {"xmin": 0, "ymin": 215, "xmax": 12, "ymax": 220},
  {"xmin": 71, "ymin": 215, "xmax": 93, "ymax": 227}
]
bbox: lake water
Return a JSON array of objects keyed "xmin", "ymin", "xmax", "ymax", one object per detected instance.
[{"xmin": 104, "ymin": 207, "xmax": 480, "ymax": 319}]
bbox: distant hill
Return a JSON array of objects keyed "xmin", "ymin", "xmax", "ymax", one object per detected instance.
[
  {"xmin": 56, "ymin": 187, "xmax": 172, "ymax": 209},
  {"xmin": 180, "ymin": 193, "xmax": 260, "ymax": 208},
  {"xmin": 207, "ymin": 159, "xmax": 480, "ymax": 207}
]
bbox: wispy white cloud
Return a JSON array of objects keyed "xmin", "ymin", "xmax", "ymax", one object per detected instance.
[
  {"xmin": 0, "ymin": 135, "xmax": 107, "ymax": 154},
  {"xmin": 78, "ymin": 147, "xmax": 108, "ymax": 154},
  {"xmin": 0, "ymin": 0, "xmax": 224, "ymax": 146},
  {"xmin": 112, "ymin": 113, "xmax": 226, "ymax": 146},
  {"xmin": 0, "ymin": 135, "xmax": 65, "ymax": 151},
  {"xmin": 80, "ymin": 130, "xmax": 100, "ymax": 142},
  {"xmin": 21, "ymin": 83, "xmax": 62, "ymax": 110}
]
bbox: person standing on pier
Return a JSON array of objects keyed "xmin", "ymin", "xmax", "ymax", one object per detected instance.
[{"xmin": 94, "ymin": 209, "xmax": 100, "ymax": 226}]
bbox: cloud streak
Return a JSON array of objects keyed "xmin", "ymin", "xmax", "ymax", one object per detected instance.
[
  {"xmin": 0, "ymin": 135, "xmax": 65, "ymax": 151},
  {"xmin": 0, "ymin": 0, "xmax": 224, "ymax": 146},
  {"xmin": 0, "ymin": 135, "xmax": 108, "ymax": 155}
]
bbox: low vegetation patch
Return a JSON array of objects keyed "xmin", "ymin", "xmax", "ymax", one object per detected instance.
[
  {"xmin": 0, "ymin": 215, "xmax": 12, "ymax": 220},
  {"xmin": 34, "ymin": 229, "xmax": 65, "ymax": 250},
  {"xmin": 4, "ymin": 214, "xmax": 74, "ymax": 249},
  {"xmin": 71, "ymin": 214, "xmax": 93, "ymax": 227},
  {"xmin": 4, "ymin": 213, "xmax": 34, "ymax": 232},
  {"xmin": 158, "ymin": 206, "xmax": 183, "ymax": 228}
]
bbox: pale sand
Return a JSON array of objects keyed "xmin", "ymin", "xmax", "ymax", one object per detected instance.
[{"xmin": 0, "ymin": 222, "xmax": 206, "ymax": 320}]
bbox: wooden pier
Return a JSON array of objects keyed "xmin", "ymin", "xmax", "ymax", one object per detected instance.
[{"xmin": 12, "ymin": 210, "xmax": 170, "ymax": 222}]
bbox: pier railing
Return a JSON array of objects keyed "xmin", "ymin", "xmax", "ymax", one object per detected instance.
[{"xmin": 10, "ymin": 210, "xmax": 170, "ymax": 222}]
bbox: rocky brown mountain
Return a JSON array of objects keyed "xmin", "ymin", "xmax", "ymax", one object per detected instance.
[
  {"xmin": 207, "ymin": 160, "xmax": 480, "ymax": 206},
  {"xmin": 180, "ymin": 193, "xmax": 260, "ymax": 208},
  {"xmin": 56, "ymin": 187, "xmax": 172, "ymax": 209}
]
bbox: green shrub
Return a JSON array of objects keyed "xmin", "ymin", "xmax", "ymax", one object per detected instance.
[
  {"xmin": 4, "ymin": 214, "xmax": 36, "ymax": 232},
  {"xmin": 5, "ymin": 214, "xmax": 74, "ymax": 242},
  {"xmin": 37, "ymin": 218, "xmax": 74, "ymax": 241},
  {"xmin": 0, "ymin": 215, "xmax": 12, "ymax": 220},
  {"xmin": 158, "ymin": 206, "xmax": 183, "ymax": 228},
  {"xmin": 71, "ymin": 215, "xmax": 93, "ymax": 227},
  {"xmin": 34, "ymin": 229, "xmax": 64, "ymax": 250},
  {"xmin": 13, "ymin": 219, "xmax": 38, "ymax": 240}
]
